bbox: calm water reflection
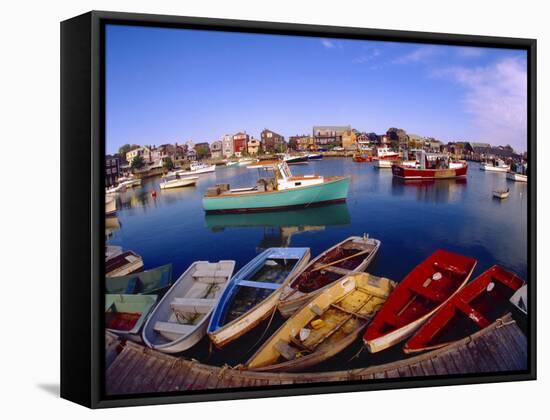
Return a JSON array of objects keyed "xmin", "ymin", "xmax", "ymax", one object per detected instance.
[{"xmin": 108, "ymin": 159, "xmax": 528, "ymax": 283}]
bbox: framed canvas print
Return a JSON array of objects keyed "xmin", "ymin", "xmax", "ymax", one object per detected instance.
[{"xmin": 60, "ymin": 11, "xmax": 536, "ymax": 408}]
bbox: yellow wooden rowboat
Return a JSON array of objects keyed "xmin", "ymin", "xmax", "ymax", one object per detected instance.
[{"xmin": 246, "ymin": 272, "xmax": 395, "ymax": 372}]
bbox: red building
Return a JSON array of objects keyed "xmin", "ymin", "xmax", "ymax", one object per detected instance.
[{"xmin": 233, "ymin": 132, "xmax": 249, "ymax": 154}]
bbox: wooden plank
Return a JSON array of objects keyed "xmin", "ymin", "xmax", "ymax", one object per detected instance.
[
  {"xmin": 126, "ymin": 350, "xmax": 161, "ymax": 394},
  {"xmin": 438, "ymin": 353, "xmax": 460, "ymax": 375},
  {"xmin": 203, "ymin": 371, "xmax": 221, "ymax": 390},
  {"xmin": 150, "ymin": 358, "xmax": 177, "ymax": 392},
  {"xmin": 408, "ymin": 363, "xmax": 425, "ymax": 377},
  {"xmin": 480, "ymin": 332, "xmax": 515, "ymax": 371},
  {"xmin": 115, "ymin": 351, "xmax": 149, "ymax": 394},
  {"xmin": 373, "ymin": 371, "xmax": 387, "ymax": 380},
  {"xmin": 157, "ymin": 359, "xmax": 185, "ymax": 392},
  {"xmin": 397, "ymin": 366, "xmax": 412, "ymax": 377},
  {"xmin": 385, "ymin": 369, "xmax": 400, "ymax": 378},
  {"xmin": 420, "ymin": 359, "xmax": 437, "ymax": 376},
  {"xmin": 107, "ymin": 348, "xmax": 143, "ymax": 395},
  {"xmin": 430, "ymin": 356, "xmax": 450, "ymax": 375},
  {"xmin": 496, "ymin": 323, "xmax": 528, "ymax": 367},
  {"xmin": 448, "ymin": 349, "xmax": 477, "ymax": 374},
  {"xmin": 465, "ymin": 338, "xmax": 496, "ymax": 373}
]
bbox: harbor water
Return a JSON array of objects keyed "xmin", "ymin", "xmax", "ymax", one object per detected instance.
[{"xmin": 106, "ymin": 158, "xmax": 528, "ymax": 368}]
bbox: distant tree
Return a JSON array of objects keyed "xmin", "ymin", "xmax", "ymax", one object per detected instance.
[
  {"xmin": 162, "ymin": 157, "xmax": 174, "ymax": 171},
  {"xmin": 131, "ymin": 155, "xmax": 145, "ymax": 171},
  {"xmin": 118, "ymin": 144, "xmax": 140, "ymax": 158},
  {"xmin": 195, "ymin": 145, "xmax": 210, "ymax": 160}
]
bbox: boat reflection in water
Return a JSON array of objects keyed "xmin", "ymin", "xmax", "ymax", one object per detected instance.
[
  {"xmin": 391, "ymin": 177, "xmax": 467, "ymax": 204},
  {"xmin": 205, "ymin": 203, "xmax": 351, "ymax": 249},
  {"xmin": 105, "ymin": 216, "xmax": 121, "ymax": 238}
]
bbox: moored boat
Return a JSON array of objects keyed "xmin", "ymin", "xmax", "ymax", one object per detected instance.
[
  {"xmin": 105, "ymin": 294, "xmax": 158, "ymax": 341},
  {"xmin": 404, "ymin": 265, "xmax": 524, "ymax": 353},
  {"xmin": 280, "ymin": 153, "xmax": 309, "ymax": 165},
  {"xmin": 480, "ymin": 159, "xmax": 510, "ymax": 172},
  {"xmin": 392, "ymin": 150, "xmax": 467, "ymax": 179},
  {"xmin": 507, "ymin": 162, "xmax": 528, "ymax": 182},
  {"xmin": 352, "ymin": 154, "xmax": 371, "ymax": 163},
  {"xmin": 202, "ymin": 160, "xmax": 350, "ymax": 213},
  {"xmin": 176, "ymin": 162, "xmax": 216, "ymax": 176},
  {"xmin": 247, "ymin": 272, "xmax": 395, "ymax": 372},
  {"xmin": 278, "ymin": 235, "xmax": 381, "ymax": 318},
  {"xmin": 363, "ymin": 250, "xmax": 477, "ymax": 353},
  {"xmin": 493, "ymin": 188, "xmax": 510, "ymax": 199},
  {"xmin": 506, "ymin": 171, "xmax": 528, "ymax": 182},
  {"xmin": 307, "ymin": 153, "xmax": 323, "ymax": 160},
  {"xmin": 237, "ymin": 157, "xmax": 258, "ymax": 166},
  {"xmin": 105, "ymin": 195, "xmax": 117, "ymax": 215},
  {"xmin": 106, "ymin": 183, "xmax": 126, "ymax": 194},
  {"xmin": 105, "ymin": 244, "xmax": 123, "ymax": 261},
  {"xmin": 225, "ymin": 160, "xmax": 239, "ymax": 167},
  {"xmin": 142, "ymin": 260, "xmax": 235, "ymax": 353},
  {"xmin": 159, "ymin": 173, "xmax": 198, "ymax": 190},
  {"xmin": 118, "ymin": 175, "xmax": 142, "ymax": 188},
  {"xmin": 105, "ymin": 263, "xmax": 173, "ymax": 295},
  {"xmin": 375, "ymin": 159, "xmax": 393, "ymax": 169},
  {"xmin": 374, "ymin": 146, "xmax": 399, "ymax": 161},
  {"xmin": 207, "ymin": 247, "xmax": 311, "ymax": 348},
  {"xmin": 105, "ymin": 250, "xmax": 145, "ymax": 278}
]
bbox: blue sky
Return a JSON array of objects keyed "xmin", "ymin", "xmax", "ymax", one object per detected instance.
[{"xmin": 106, "ymin": 24, "xmax": 527, "ymax": 154}]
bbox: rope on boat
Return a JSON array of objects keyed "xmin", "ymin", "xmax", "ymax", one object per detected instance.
[
  {"xmin": 496, "ymin": 317, "xmax": 516, "ymax": 328},
  {"xmin": 245, "ymin": 307, "xmax": 279, "ymax": 357}
]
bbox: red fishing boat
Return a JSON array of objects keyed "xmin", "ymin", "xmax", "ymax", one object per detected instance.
[
  {"xmin": 352, "ymin": 154, "xmax": 371, "ymax": 163},
  {"xmin": 363, "ymin": 250, "xmax": 477, "ymax": 353},
  {"xmin": 404, "ymin": 265, "xmax": 524, "ymax": 354},
  {"xmin": 392, "ymin": 150, "xmax": 468, "ymax": 180}
]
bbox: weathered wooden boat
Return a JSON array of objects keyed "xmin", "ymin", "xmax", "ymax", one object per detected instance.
[
  {"xmin": 105, "ymin": 195, "xmax": 117, "ymax": 215},
  {"xmin": 105, "ymin": 245, "xmax": 123, "ymax": 261},
  {"xmin": 247, "ymin": 272, "xmax": 395, "ymax": 372},
  {"xmin": 392, "ymin": 151, "xmax": 468, "ymax": 179},
  {"xmin": 105, "ymin": 294, "xmax": 158, "ymax": 341},
  {"xmin": 142, "ymin": 260, "xmax": 235, "ymax": 353},
  {"xmin": 363, "ymin": 250, "xmax": 477, "ymax": 353},
  {"xmin": 510, "ymin": 283, "xmax": 528, "ymax": 315},
  {"xmin": 278, "ymin": 235, "xmax": 381, "ymax": 318},
  {"xmin": 480, "ymin": 159, "xmax": 510, "ymax": 172},
  {"xmin": 493, "ymin": 188, "xmax": 510, "ymax": 199},
  {"xmin": 159, "ymin": 173, "xmax": 198, "ymax": 190},
  {"xmin": 105, "ymin": 250, "xmax": 144, "ymax": 278},
  {"xmin": 404, "ymin": 265, "xmax": 524, "ymax": 354},
  {"xmin": 105, "ymin": 263, "xmax": 173, "ymax": 295},
  {"xmin": 202, "ymin": 160, "xmax": 350, "ymax": 213},
  {"xmin": 207, "ymin": 247, "xmax": 311, "ymax": 348}
]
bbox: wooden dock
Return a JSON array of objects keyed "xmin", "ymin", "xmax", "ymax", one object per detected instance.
[{"xmin": 106, "ymin": 314, "xmax": 527, "ymax": 395}]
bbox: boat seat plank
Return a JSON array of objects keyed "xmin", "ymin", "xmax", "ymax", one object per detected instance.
[
  {"xmin": 171, "ymin": 298, "xmax": 216, "ymax": 314},
  {"xmin": 154, "ymin": 321, "xmax": 195, "ymax": 336},
  {"xmin": 330, "ymin": 304, "xmax": 372, "ymax": 320},
  {"xmin": 236, "ymin": 279, "xmax": 281, "ymax": 290},
  {"xmin": 274, "ymin": 340, "xmax": 299, "ymax": 361},
  {"xmin": 317, "ymin": 265, "xmax": 351, "ymax": 275},
  {"xmin": 408, "ymin": 284, "xmax": 446, "ymax": 302}
]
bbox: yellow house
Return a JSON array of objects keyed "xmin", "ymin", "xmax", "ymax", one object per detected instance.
[
  {"xmin": 247, "ymin": 137, "xmax": 261, "ymax": 155},
  {"xmin": 342, "ymin": 130, "xmax": 357, "ymax": 150}
]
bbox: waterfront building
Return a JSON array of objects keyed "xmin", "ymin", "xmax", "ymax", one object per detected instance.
[
  {"xmin": 385, "ymin": 127, "xmax": 409, "ymax": 150},
  {"xmin": 342, "ymin": 129, "xmax": 358, "ymax": 150},
  {"xmin": 186, "ymin": 148, "xmax": 197, "ymax": 161},
  {"xmin": 247, "ymin": 137, "xmax": 261, "ymax": 155},
  {"xmin": 312, "ymin": 125, "xmax": 351, "ymax": 148},
  {"xmin": 194, "ymin": 142, "xmax": 211, "ymax": 159},
  {"xmin": 210, "ymin": 140, "xmax": 223, "ymax": 159},
  {"xmin": 424, "ymin": 138, "xmax": 443, "ymax": 152},
  {"xmin": 105, "ymin": 154, "xmax": 121, "ymax": 187},
  {"xmin": 233, "ymin": 132, "xmax": 249, "ymax": 155},
  {"xmin": 261, "ymin": 129, "xmax": 286, "ymax": 153},
  {"xmin": 464, "ymin": 142, "xmax": 519, "ymax": 161},
  {"xmin": 289, "ymin": 135, "xmax": 315, "ymax": 151},
  {"xmin": 126, "ymin": 147, "xmax": 146, "ymax": 165},
  {"xmin": 222, "ymin": 134, "xmax": 234, "ymax": 158}
]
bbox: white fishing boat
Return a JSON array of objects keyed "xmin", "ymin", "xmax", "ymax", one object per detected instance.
[
  {"xmin": 507, "ymin": 172, "xmax": 528, "ymax": 182},
  {"xmin": 480, "ymin": 159, "xmax": 510, "ymax": 172},
  {"xmin": 176, "ymin": 162, "xmax": 216, "ymax": 176},
  {"xmin": 142, "ymin": 260, "xmax": 236, "ymax": 353},
  {"xmin": 225, "ymin": 160, "xmax": 239, "ymax": 167},
  {"xmin": 237, "ymin": 157, "xmax": 258, "ymax": 166},
  {"xmin": 159, "ymin": 174, "xmax": 198, "ymax": 190},
  {"xmin": 118, "ymin": 175, "xmax": 142, "ymax": 188},
  {"xmin": 105, "ymin": 195, "xmax": 117, "ymax": 215},
  {"xmin": 374, "ymin": 159, "xmax": 393, "ymax": 169},
  {"xmin": 106, "ymin": 183, "xmax": 126, "ymax": 194}
]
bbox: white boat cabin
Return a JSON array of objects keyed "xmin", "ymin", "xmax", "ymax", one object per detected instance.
[
  {"xmin": 255, "ymin": 161, "xmax": 324, "ymax": 192},
  {"xmin": 414, "ymin": 150, "xmax": 463, "ymax": 170}
]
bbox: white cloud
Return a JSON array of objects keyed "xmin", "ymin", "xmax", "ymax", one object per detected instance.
[
  {"xmin": 455, "ymin": 46, "xmax": 484, "ymax": 58},
  {"xmin": 352, "ymin": 48, "xmax": 381, "ymax": 64},
  {"xmin": 434, "ymin": 57, "xmax": 527, "ymax": 151},
  {"xmin": 321, "ymin": 39, "xmax": 335, "ymax": 49},
  {"xmin": 393, "ymin": 46, "xmax": 440, "ymax": 64}
]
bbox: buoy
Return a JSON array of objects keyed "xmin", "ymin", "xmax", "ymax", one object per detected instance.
[{"xmin": 151, "ymin": 190, "xmax": 157, "ymax": 198}]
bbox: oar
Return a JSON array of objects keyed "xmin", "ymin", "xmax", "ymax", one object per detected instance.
[{"xmin": 311, "ymin": 249, "xmax": 371, "ymax": 272}]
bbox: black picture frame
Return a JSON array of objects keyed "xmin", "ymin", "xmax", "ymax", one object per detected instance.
[{"xmin": 60, "ymin": 10, "xmax": 537, "ymax": 409}]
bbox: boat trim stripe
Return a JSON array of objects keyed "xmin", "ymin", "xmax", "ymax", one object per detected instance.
[{"xmin": 235, "ymin": 279, "xmax": 281, "ymax": 290}]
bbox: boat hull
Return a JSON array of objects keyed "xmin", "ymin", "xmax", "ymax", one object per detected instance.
[
  {"xmin": 105, "ymin": 294, "xmax": 158, "ymax": 342},
  {"xmin": 481, "ymin": 164, "xmax": 509, "ymax": 172},
  {"xmin": 160, "ymin": 177, "xmax": 198, "ymax": 189},
  {"xmin": 507, "ymin": 172, "xmax": 528, "ymax": 182},
  {"xmin": 247, "ymin": 273, "xmax": 395, "ymax": 372},
  {"xmin": 392, "ymin": 164, "xmax": 468, "ymax": 179},
  {"xmin": 363, "ymin": 250, "xmax": 477, "ymax": 353},
  {"xmin": 203, "ymin": 176, "xmax": 350, "ymax": 213},
  {"xmin": 207, "ymin": 248, "xmax": 311, "ymax": 348}
]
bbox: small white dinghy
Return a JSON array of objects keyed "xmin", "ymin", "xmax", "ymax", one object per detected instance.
[
  {"xmin": 142, "ymin": 260, "xmax": 235, "ymax": 353},
  {"xmin": 493, "ymin": 188, "xmax": 510, "ymax": 199}
]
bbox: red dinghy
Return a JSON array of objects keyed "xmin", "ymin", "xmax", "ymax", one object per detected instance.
[
  {"xmin": 363, "ymin": 250, "xmax": 477, "ymax": 353},
  {"xmin": 404, "ymin": 265, "xmax": 524, "ymax": 354}
]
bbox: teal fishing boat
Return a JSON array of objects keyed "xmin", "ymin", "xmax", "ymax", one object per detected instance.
[
  {"xmin": 105, "ymin": 263, "xmax": 173, "ymax": 295},
  {"xmin": 202, "ymin": 160, "xmax": 350, "ymax": 213}
]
